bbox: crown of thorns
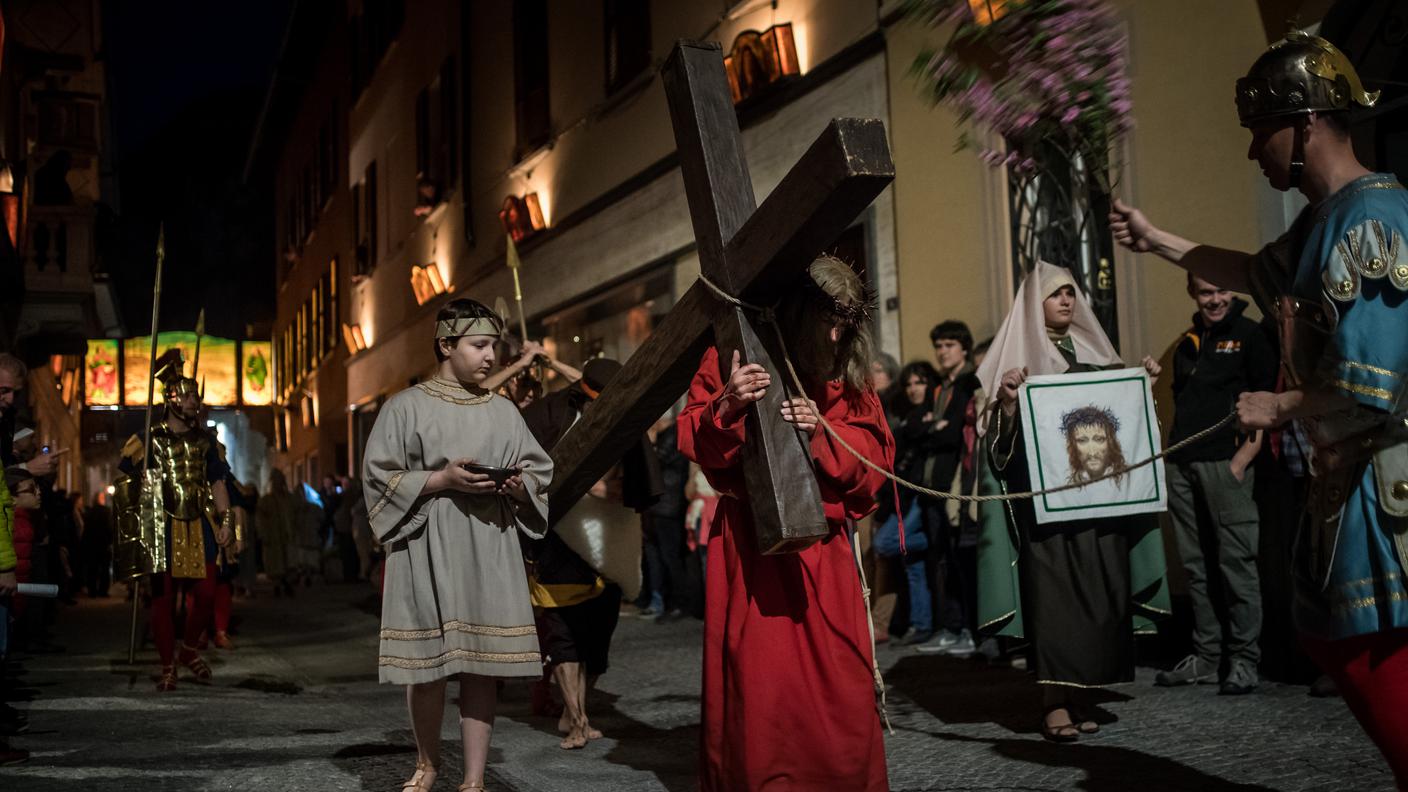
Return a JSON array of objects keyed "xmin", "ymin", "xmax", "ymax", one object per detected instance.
[
  {"xmin": 1059, "ymin": 405, "xmax": 1120, "ymax": 435},
  {"xmin": 802, "ymin": 276, "xmax": 876, "ymax": 328}
]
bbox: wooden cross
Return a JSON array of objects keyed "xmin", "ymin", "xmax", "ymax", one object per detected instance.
[{"xmin": 547, "ymin": 40, "xmax": 894, "ymax": 554}]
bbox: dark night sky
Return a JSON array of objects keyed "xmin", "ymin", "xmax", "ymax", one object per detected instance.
[
  {"xmin": 105, "ymin": 1, "xmax": 286, "ymax": 158},
  {"xmin": 102, "ymin": 1, "xmax": 288, "ymax": 338}
]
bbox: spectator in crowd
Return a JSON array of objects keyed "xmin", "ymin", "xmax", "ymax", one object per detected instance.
[
  {"xmin": 256, "ymin": 470, "xmax": 300, "ymax": 597},
  {"xmin": 873, "ymin": 361, "xmax": 940, "ymax": 644},
  {"xmin": 1156, "ymin": 275, "xmax": 1277, "ymax": 694},
  {"xmin": 0, "ymin": 465, "xmax": 32, "ymax": 765},
  {"xmin": 334, "ymin": 476, "xmax": 363, "ymax": 582},
  {"xmin": 644, "ymin": 410, "xmax": 692, "ymax": 622},
  {"xmin": 684, "ymin": 462, "xmax": 718, "ymax": 579},
  {"xmin": 914, "ymin": 321, "xmax": 982, "ymax": 657},
  {"xmin": 318, "ymin": 475, "xmax": 341, "ymax": 558},
  {"xmin": 235, "ymin": 482, "xmax": 260, "ymax": 599},
  {"xmin": 870, "ymin": 352, "xmax": 899, "ymax": 398},
  {"xmin": 79, "ymin": 498, "xmax": 113, "ymax": 598},
  {"xmin": 296, "ymin": 486, "xmax": 325, "ymax": 586}
]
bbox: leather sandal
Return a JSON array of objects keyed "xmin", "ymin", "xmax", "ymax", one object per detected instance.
[
  {"xmin": 401, "ymin": 761, "xmax": 438, "ymax": 792},
  {"xmin": 156, "ymin": 665, "xmax": 178, "ymax": 692},
  {"xmin": 178, "ymin": 644, "xmax": 213, "ymax": 680},
  {"xmin": 1040, "ymin": 709, "xmax": 1080, "ymax": 743}
]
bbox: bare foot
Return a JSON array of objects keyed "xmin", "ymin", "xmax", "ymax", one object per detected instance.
[
  {"xmin": 585, "ymin": 726, "xmax": 604, "ymax": 740},
  {"xmin": 559, "ymin": 727, "xmax": 589, "ymax": 750}
]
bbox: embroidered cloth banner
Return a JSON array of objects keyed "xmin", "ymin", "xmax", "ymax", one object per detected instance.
[{"xmin": 1018, "ymin": 367, "xmax": 1166, "ymax": 525}]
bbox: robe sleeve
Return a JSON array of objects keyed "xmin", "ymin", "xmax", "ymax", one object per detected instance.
[
  {"xmin": 509, "ymin": 409, "xmax": 553, "ymax": 540},
  {"xmin": 1317, "ymin": 219, "xmax": 1408, "ymax": 413},
  {"xmin": 677, "ymin": 347, "xmax": 748, "ymax": 469},
  {"xmin": 810, "ymin": 389, "xmax": 894, "ymax": 522},
  {"xmin": 362, "ymin": 394, "xmax": 436, "ymax": 545}
]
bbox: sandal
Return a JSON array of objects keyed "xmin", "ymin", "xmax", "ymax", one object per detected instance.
[
  {"xmin": 1040, "ymin": 709, "xmax": 1079, "ymax": 743},
  {"xmin": 402, "ymin": 760, "xmax": 438, "ymax": 792},
  {"xmin": 458, "ymin": 784, "xmax": 485, "ymax": 791},
  {"xmin": 1070, "ymin": 706, "xmax": 1100, "ymax": 734},
  {"xmin": 179, "ymin": 645, "xmax": 213, "ymax": 681},
  {"xmin": 156, "ymin": 665, "xmax": 178, "ymax": 692}
]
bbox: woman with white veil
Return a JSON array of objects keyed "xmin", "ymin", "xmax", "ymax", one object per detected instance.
[{"xmin": 976, "ymin": 261, "xmax": 1170, "ymax": 742}]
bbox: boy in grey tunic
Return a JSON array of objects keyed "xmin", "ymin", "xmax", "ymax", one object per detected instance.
[{"xmin": 363, "ymin": 298, "xmax": 553, "ymax": 792}]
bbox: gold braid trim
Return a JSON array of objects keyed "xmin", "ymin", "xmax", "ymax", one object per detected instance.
[
  {"xmin": 1343, "ymin": 360, "xmax": 1403, "ymax": 379},
  {"xmin": 415, "ymin": 380, "xmax": 494, "ymax": 406},
  {"xmin": 379, "ymin": 648, "xmax": 541, "ymax": 670},
  {"xmin": 1327, "ymin": 378, "xmax": 1395, "ymax": 402},
  {"xmin": 380, "ymin": 621, "xmax": 538, "ymax": 641},
  {"xmin": 367, "ymin": 471, "xmax": 406, "ymax": 522}
]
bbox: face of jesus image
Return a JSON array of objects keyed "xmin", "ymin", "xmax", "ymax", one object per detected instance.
[
  {"xmin": 1061, "ymin": 405, "xmax": 1126, "ymax": 486},
  {"xmin": 1072, "ymin": 422, "xmax": 1110, "ymax": 476}
]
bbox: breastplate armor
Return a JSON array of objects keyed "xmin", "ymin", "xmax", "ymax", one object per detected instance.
[{"xmin": 152, "ymin": 427, "xmax": 211, "ymax": 520}]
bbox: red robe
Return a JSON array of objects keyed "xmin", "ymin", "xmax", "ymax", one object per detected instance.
[{"xmin": 677, "ymin": 347, "xmax": 893, "ymax": 792}]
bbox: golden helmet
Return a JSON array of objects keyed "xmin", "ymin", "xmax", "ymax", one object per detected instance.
[
  {"xmin": 1235, "ymin": 30, "xmax": 1379, "ymax": 128},
  {"xmin": 162, "ymin": 376, "xmax": 200, "ymax": 401}
]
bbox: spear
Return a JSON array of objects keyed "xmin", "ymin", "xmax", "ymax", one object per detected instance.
[
  {"xmin": 130, "ymin": 224, "xmax": 166, "ymax": 665},
  {"xmin": 191, "ymin": 308, "xmax": 205, "ymax": 381},
  {"xmin": 504, "ymin": 234, "xmax": 541, "ymax": 380},
  {"xmin": 505, "ymin": 234, "xmax": 530, "ymax": 344}
]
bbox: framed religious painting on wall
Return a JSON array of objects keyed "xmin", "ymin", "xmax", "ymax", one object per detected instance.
[{"xmin": 1018, "ymin": 367, "xmax": 1166, "ymax": 525}]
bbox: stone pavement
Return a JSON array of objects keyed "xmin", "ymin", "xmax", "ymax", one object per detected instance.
[{"xmin": 0, "ymin": 583, "xmax": 1394, "ymax": 792}]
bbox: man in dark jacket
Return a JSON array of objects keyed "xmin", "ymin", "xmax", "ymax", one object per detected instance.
[
  {"xmin": 1156, "ymin": 275, "xmax": 1277, "ymax": 694},
  {"xmin": 915, "ymin": 320, "xmax": 982, "ymax": 656}
]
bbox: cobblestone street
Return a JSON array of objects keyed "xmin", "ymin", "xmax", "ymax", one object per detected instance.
[{"xmin": 0, "ymin": 584, "xmax": 1393, "ymax": 792}]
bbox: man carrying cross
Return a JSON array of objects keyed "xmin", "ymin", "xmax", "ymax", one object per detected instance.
[
  {"xmin": 541, "ymin": 41, "xmax": 895, "ymax": 791},
  {"xmin": 679, "ymin": 254, "xmax": 893, "ymax": 790}
]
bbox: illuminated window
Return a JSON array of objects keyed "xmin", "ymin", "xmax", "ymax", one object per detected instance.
[
  {"xmin": 723, "ymin": 24, "xmax": 800, "ymax": 105},
  {"xmin": 410, "ymin": 263, "xmax": 448, "ymax": 305},
  {"xmin": 499, "ymin": 193, "xmax": 546, "ymax": 242}
]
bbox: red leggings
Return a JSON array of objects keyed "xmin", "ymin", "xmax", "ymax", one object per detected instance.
[
  {"xmin": 151, "ymin": 564, "xmax": 216, "ymax": 666},
  {"xmin": 186, "ymin": 579, "xmax": 233, "ymax": 635},
  {"xmin": 1302, "ymin": 629, "xmax": 1408, "ymax": 789}
]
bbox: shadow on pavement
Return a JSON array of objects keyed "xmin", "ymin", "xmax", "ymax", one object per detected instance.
[
  {"xmin": 516, "ymin": 685, "xmax": 699, "ymax": 792},
  {"xmin": 885, "ymin": 653, "xmax": 1130, "ymax": 735},
  {"xmin": 910, "ymin": 730, "xmax": 1280, "ymax": 792}
]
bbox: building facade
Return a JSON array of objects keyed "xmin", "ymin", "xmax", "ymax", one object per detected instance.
[
  {"xmin": 260, "ymin": 0, "xmax": 1386, "ymax": 484},
  {"xmin": 0, "ymin": 0, "xmax": 122, "ymax": 494}
]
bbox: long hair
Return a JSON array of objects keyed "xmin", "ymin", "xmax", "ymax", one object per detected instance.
[
  {"xmin": 888, "ymin": 360, "xmax": 939, "ymax": 417},
  {"xmin": 1061, "ymin": 405, "xmax": 1127, "ymax": 485},
  {"xmin": 775, "ymin": 255, "xmax": 874, "ymax": 392}
]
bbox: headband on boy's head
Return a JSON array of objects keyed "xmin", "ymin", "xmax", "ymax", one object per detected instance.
[{"xmin": 434, "ymin": 315, "xmax": 504, "ymax": 340}]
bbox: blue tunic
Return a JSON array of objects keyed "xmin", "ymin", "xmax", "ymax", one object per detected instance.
[{"xmin": 1284, "ymin": 173, "xmax": 1408, "ymax": 639}]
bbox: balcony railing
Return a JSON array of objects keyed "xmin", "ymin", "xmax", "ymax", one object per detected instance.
[{"xmin": 24, "ymin": 205, "xmax": 95, "ymax": 294}]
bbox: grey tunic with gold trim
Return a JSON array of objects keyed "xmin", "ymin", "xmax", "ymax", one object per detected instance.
[{"xmin": 363, "ymin": 377, "xmax": 552, "ymax": 684}]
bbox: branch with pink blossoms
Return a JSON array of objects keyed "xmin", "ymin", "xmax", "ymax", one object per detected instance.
[{"xmin": 905, "ymin": 0, "xmax": 1133, "ymax": 192}]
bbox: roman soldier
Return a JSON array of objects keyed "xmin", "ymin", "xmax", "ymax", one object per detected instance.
[{"xmin": 113, "ymin": 352, "xmax": 233, "ymax": 691}]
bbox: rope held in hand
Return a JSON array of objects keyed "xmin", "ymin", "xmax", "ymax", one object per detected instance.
[{"xmin": 697, "ymin": 273, "xmax": 1237, "ymax": 503}]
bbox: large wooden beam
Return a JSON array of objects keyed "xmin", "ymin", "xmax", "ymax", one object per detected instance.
[
  {"xmin": 546, "ymin": 285, "xmax": 717, "ymax": 520},
  {"xmin": 546, "ymin": 40, "xmax": 896, "ymax": 555}
]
